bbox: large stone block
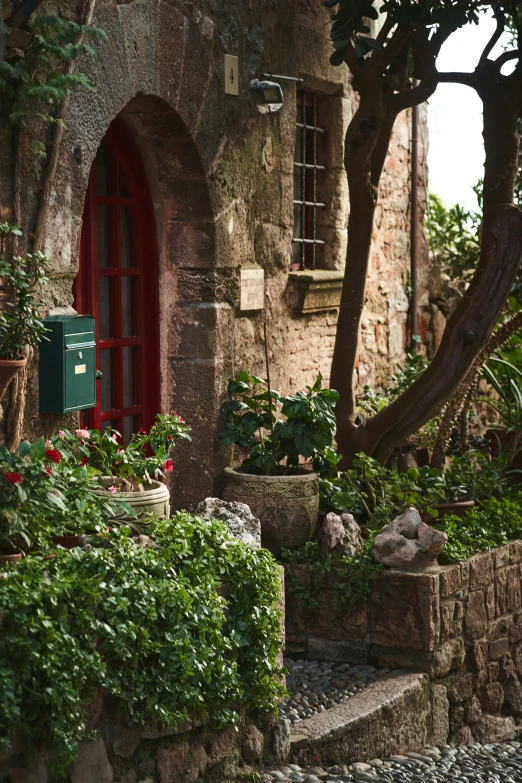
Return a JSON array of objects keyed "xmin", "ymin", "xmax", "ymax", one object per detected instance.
[
  {"xmin": 69, "ymin": 739, "xmax": 113, "ymax": 783},
  {"xmin": 472, "ymin": 715, "xmax": 516, "ymax": 743},
  {"xmin": 371, "ymin": 571, "xmax": 440, "ymax": 651},
  {"xmin": 427, "ymin": 637, "xmax": 466, "ymax": 679},
  {"xmin": 157, "ymin": 740, "xmax": 207, "ymax": 783},
  {"xmin": 469, "ymin": 553, "xmax": 494, "ymax": 591},
  {"xmin": 465, "ymin": 591, "xmax": 487, "ymax": 640}
]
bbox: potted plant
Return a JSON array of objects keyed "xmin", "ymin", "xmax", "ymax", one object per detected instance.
[
  {"xmin": 219, "ymin": 372, "xmax": 339, "ymax": 553},
  {"xmin": 0, "ymin": 223, "xmax": 49, "ymax": 400},
  {"xmin": 55, "ymin": 412, "xmax": 191, "ymax": 526},
  {"xmin": 482, "ymin": 357, "xmax": 522, "ymax": 472}
]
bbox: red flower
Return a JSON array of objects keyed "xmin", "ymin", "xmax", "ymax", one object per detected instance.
[
  {"xmin": 44, "ymin": 466, "xmax": 52, "ymax": 475},
  {"xmin": 139, "ymin": 428, "xmax": 146, "ymax": 435},
  {"xmin": 45, "ymin": 449, "xmax": 61, "ymax": 464},
  {"xmin": 5, "ymin": 472, "xmax": 23, "ymax": 485},
  {"xmin": 164, "ymin": 459, "xmax": 173, "ymax": 472},
  {"xmin": 80, "ymin": 457, "xmax": 88, "ymax": 466},
  {"xmin": 167, "ymin": 435, "xmax": 172, "ymax": 442}
]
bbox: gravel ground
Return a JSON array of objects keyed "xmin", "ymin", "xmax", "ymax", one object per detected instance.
[
  {"xmin": 258, "ymin": 742, "xmax": 522, "ymax": 783},
  {"xmin": 279, "ymin": 658, "xmax": 391, "ymax": 725}
]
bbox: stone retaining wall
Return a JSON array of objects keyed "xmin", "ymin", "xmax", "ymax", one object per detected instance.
[
  {"xmin": 1, "ymin": 703, "xmax": 288, "ymax": 783},
  {"xmin": 285, "ymin": 541, "xmax": 522, "ymax": 745}
]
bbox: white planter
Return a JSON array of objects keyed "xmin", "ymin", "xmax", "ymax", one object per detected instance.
[{"xmin": 104, "ymin": 480, "xmax": 171, "ymax": 523}]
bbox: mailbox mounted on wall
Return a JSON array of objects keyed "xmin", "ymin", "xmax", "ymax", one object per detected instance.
[{"xmin": 39, "ymin": 315, "xmax": 97, "ymax": 414}]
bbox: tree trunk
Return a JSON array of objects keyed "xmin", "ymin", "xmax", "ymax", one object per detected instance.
[{"xmin": 344, "ymin": 83, "xmax": 522, "ymax": 465}]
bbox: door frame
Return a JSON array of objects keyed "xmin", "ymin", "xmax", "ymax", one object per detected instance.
[{"xmin": 76, "ymin": 118, "xmax": 160, "ymax": 436}]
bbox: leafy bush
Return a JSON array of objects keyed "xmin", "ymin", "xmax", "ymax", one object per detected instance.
[
  {"xmin": 55, "ymin": 412, "xmax": 192, "ymax": 489},
  {"xmin": 0, "ymin": 515, "xmax": 284, "ymax": 768},
  {"xmin": 280, "ymin": 537, "xmax": 382, "ymax": 614},
  {"xmin": 219, "ymin": 371, "xmax": 339, "ymax": 475},
  {"xmin": 0, "ymin": 224, "xmax": 49, "ymax": 359},
  {"xmin": 437, "ymin": 492, "xmax": 522, "ymax": 564}
]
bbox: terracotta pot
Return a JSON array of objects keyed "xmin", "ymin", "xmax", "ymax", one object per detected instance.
[
  {"xmin": 101, "ymin": 479, "xmax": 171, "ymax": 524},
  {"xmin": 0, "ymin": 552, "xmax": 22, "ymax": 566},
  {"xmin": 0, "ymin": 356, "xmax": 27, "ymax": 402},
  {"xmin": 435, "ymin": 500, "xmax": 475, "ymax": 519},
  {"xmin": 222, "ymin": 466, "xmax": 319, "ymax": 553},
  {"xmin": 53, "ymin": 535, "xmax": 81, "ymax": 549},
  {"xmin": 385, "ymin": 442, "xmax": 418, "ymax": 473}
]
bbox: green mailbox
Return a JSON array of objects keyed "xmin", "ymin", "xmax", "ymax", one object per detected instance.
[{"xmin": 39, "ymin": 315, "xmax": 97, "ymax": 413}]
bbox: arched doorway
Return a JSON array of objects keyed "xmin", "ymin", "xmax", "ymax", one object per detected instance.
[{"xmin": 76, "ymin": 119, "xmax": 160, "ymax": 443}]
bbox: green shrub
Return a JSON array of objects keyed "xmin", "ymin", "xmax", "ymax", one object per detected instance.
[
  {"xmin": 0, "ymin": 514, "xmax": 284, "ymax": 769},
  {"xmin": 280, "ymin": 538, "xmax": 383, "ymax": 614},
  {"xmin": 437, "ymin": 492, "xmax": 522, "ymax": 564}
]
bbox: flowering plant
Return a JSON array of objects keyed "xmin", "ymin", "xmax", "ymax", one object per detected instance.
[
  {"xmin": 54, "ymin": 412, "xmax": 191, "ymax": 491},
  {"xmin": 0, "ymin": 437, "xmax": 125, "ymax": 553}
]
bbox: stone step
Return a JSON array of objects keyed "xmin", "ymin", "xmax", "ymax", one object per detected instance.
[{"xmin": 289, "ymin": 671, "xmax": 430, "ymax": 767}]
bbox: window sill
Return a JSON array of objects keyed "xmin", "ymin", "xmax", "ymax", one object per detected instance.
[{"xmin": 288, "ymin": 270, "xmax": 344, "ymax": 315}]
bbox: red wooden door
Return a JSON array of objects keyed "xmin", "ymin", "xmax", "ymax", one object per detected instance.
[{"xmin": 76, "ymin": 120, "xmax": 159, "ymax": 443}]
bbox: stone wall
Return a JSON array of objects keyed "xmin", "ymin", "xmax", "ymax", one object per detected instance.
[
  {"xmin": 0, "ymin": 0, "xmax": 431, "ymax": 510},
  {"xmin": 286, "ymin": 542, "xmax": 522, "ymax": 744},
  {"xmin": 1, "ymin": 703, "xmax": 287, "ymax": 783}
]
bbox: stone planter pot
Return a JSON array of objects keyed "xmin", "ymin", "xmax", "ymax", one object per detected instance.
[
  {"xmin": 102, "ymin": 480, "xmax": 171, "ymax": 525},
  {"xmin": 435, "ymin": 500, "xmax": 475, "ymax": 519},
  {"xmin": 0, "ymin": 356, "xmax": 27, "ymax": 403},
  {"xmin": 222, "ymin": 467, "xmax": 319, "ymax": 553}
]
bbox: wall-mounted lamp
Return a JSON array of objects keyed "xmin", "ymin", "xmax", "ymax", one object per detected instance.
[{"xmin": 250, "ymin": 80, "xmax": 284, "ymax": 114}]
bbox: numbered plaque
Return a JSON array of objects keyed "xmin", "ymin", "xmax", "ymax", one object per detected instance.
[{"xmin": 224, "ymin": 54, "xmax": 239, "ymax": 96}]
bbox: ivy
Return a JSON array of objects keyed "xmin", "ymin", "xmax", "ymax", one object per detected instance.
[
  {"xmin": 280, "ymin": 538, "xmax": 383, "ymax": 614},
  {"xmin": 0, "ymin": 514, "xmax": 285, "ymax": 770}
]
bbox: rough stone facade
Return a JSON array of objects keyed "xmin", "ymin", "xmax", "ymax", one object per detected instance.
[
  {"xmin": 0, "ymin": 0, "xmax": 430, "ymax": 510},
  {"xmin": 286, "ymin": 541, "xmax": 522, "ymax": 744},
  {"xmin": 0, "ymin": 705, "xmax": 284, "ymax": 783}
]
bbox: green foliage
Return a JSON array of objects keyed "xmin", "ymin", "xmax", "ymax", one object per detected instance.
[
  {"xmin": 357, "ymin": 351, "xmax": 428, "ymax": 417},
  {"xmin": 280, "ymin": 537, "xmax": 383, "ymax": 613},
  {"xmin": 54, "ymin": 412, "xmax": 192, "ymax": 487},
  {"xmin": 0, "ymin": 224, "xmax": 49, "ymax": 359},
  {"xmin": 437, "ymin": 492, "xmax": 522, "ymax": 564},
  {"xmin": 482, "ymin": 356, "xmax": 522, "ymax": 433},
  {"xmin": 324, "ymin": 0, "xmax": 478, "ymax": 68},
  {"xmin": 0, "ymin": 436, "xmax": 126, "ymax": 552},
  {"xmin": 0, "ymin": 515, "xmax": 284, "ymax": 769},
  {"xmin": 426, "ymin": 192, "xmax": 481, "ymax": 283},
  {"xmin": 219, "ymin": 372, "xmax": 339, "ymax": 475},
  {"xmin": 0, "ymin": 13, "xmax": 105, "ymax": 127}
]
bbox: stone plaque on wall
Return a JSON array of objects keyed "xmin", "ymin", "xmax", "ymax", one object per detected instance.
[{"xmin": 240, "ymin": 267, "xmax": 264, "ymax": 311}]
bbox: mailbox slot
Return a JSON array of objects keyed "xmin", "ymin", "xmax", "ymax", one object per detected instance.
[{"xmin": 39, "ymin": 315, "xmax": 97, "ymax": 414}]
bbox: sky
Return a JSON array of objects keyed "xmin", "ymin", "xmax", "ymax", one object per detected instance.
[{"xmin": 427, "ymin": 13, "xmax": 510, "ymax": 210}]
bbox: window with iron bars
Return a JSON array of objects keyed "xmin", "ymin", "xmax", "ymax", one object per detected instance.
[{"xmin": 292, "ymin": 91, "xmax": 327, "ymax": 271}]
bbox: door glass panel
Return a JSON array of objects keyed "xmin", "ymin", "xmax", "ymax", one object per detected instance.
[
  {"xmin": 100, "ymin": 349, "xmax": 115, "ymax": 412},
  {"xmin": 96, "ymin": 146, "xmax": 113, "ymax": 197},
  {"xmin": 98, "ymin": 277, "xmax": 113, "ymax": 339},
  {"xmin": 122, "ymin": 347, "xmax": 136, "ymax": 408},
  {"xmin": 120, "ymin": 207, "xmax": 134, "ymax": 267},
  {"xmin": 120, "ymin": 168, "xmax": 130, "ymax": 198},
  {"xmin": 121, "ymin": 277, "xmax": 135, "ymax": 337},
  {"xmin": 123, "ymin": 415, "xmax": 137, "ymax": 447},
  {"xmin": 97, "ymin": 206, "xmax": 113, "ymax": 268}
]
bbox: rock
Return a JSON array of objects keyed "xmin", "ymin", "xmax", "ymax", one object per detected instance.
[
  {"xmin": 196, "ymin": 498, "xmax": 261, "ymax": 548},
  {"xmin": 318, "ymin": 512, "xmax": 363, "ymax": 559},
  {"xmin": 472, "ymin": 715, "xmax": 517, "ymax": 743},
  {"xmin": 372, "ymin": 507, "xmax": 447, "ymax": 571},
  {"xmin": 272, "ymin": 717, "xmax": 291, "ymax": 762},
  {"xmin": 132, "ymin": 535, "xmax": 160, "ymax": 550},
  {"xmin": 9, "ymin": 755, "xmax": 47, "ymax": 783},
  {"xmin": 242, "ymin": 725, "xmax": 264, "ymax": 764},
  {"xmin": 69, "ymin": 739, "xmax": 113, "ymax": 783},
  {"xmin": 156, "ymin": 740, "xmax": 207, "ymax": 783},
  {"xmin": 112, "ymin": 726, "xmax": 141, "ymax": 758}
]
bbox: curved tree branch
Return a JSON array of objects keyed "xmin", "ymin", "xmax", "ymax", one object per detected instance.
[
  {"xmin": 437, "ymin": 71, "xmax": 479, "ymax": 88},
  {"xmin": 478, "ymin": 4, "xmax": 505, "ymax": 67}
]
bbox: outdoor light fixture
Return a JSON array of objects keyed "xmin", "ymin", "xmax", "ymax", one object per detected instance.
[{"xmin": 250, "ymin": 80, "xmax": 284, "ymax": 114}]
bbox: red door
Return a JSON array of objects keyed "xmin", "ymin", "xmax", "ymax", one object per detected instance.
[{"xmin": 76, "ymin": 120, "xmax": 159, "ymax": 444}]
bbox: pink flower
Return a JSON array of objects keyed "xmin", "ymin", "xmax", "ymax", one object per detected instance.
[
  {"xmin": 45, "ymin": 449, "xmax": 61, "ymax": 464},
  {"xmin": 46, "ymin": 439, "xmax": 52, "ymax": 447},
  {"xmin": 164, "ymin": 459, "xmax": 173, "ymax": 472},
  {"xmin": 75, "ymin": 428, "xmax": 90, "ymax": 439},
  {"xmin": 108, "ymin": 485, "xmax": 118, "ymax": 495},
  {"xmin": 5, "ymin": 472, "xmax": 23, "ymax": 485},
  {"xmin": 58, "ymin": 430, "xmax": 66, "ymax": 438},
  {"xmin": 110, "ymin": 434, "xmax": 118, "ymax": 443},
  {"xmin": 139, "ymin": 428, "xmax": 146, "ymax": 435}
]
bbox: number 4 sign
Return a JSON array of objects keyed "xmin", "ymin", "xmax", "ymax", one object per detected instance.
[{"xmin": 224, "ymin": 55, "xmax": 239, "ymax": 96}]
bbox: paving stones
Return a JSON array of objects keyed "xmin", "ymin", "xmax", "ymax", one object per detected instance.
[
  {"xmin": 234, "ymin": 739, "xmax": 522, "ymax": 783},
  {"xmin": 280, "ymin": 658, "xmax": 390, "ymax": 725}
]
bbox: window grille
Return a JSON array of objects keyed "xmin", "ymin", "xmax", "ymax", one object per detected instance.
[{"xmin": 292, "ymin": 91, "xmax": 326, "ymax": 271}]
